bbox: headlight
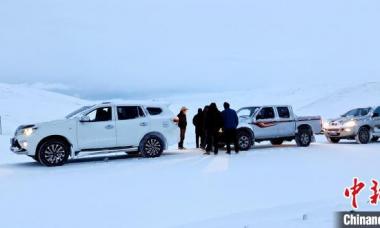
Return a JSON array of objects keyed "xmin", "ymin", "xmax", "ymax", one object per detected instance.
[
  {"xmin": 16, "ymin": 125, "xmax": 37, "ymax": 136},
  {"xmin": 343, "ymin": 120, "xmax": 356, "ymax": 128},
  {"xmin": 323, "ymin": 121, "xmax": 330, "ymax": 129},
  {"xmin": 23, "ymin": 127, "xmax": 35, "ymax": 136}
]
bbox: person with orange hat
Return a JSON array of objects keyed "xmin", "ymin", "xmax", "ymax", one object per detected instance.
[{"xmin": 177, "ymin": 106, "xmax": 188, "ymax": 150}]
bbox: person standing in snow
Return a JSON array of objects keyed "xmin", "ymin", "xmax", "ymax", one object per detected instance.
[
  {"xmin": 204, "ymin": 103, "xmax": 223, "ymax": 155},
  {"xmin": 193, "ymin": 108, "xmax": 205, "ymax": 148},
  {"xmin": 177, "ymin": 107, "xmax": 188, "ymax": 150},
  {"xmin": 221, "ymin": 102, "xmax": 239, "ymax": 154},
  {"xmin": 201, "ymin": 105, "xmax": 209, "ymax": 149}
]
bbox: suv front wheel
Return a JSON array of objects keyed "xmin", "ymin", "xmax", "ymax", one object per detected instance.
[
  {"xmin": 356, "ymin": 127, "xmax": 371, "ymax": 144},
  {"xmin": 140, "ymin": 136, "xmax": 164, "ymax": 158},
  {"xmin": 37, "ymin": 139, "xmax": 70, "ymax": 167}
]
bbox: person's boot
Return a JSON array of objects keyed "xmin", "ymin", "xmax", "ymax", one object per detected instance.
[{"xmin": 226, "ymin": 151, "xmax": 231, "ymax": 154}]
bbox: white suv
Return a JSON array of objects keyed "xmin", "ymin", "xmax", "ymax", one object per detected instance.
[{"xmin": 10, "ymin": 102, "xmax": 178, "ymax": 166}]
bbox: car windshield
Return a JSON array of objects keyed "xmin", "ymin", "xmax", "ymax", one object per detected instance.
[
  {"xmin": 66, "ymin": 105, "xmax": 94, "ymax": 119},
  {"xmin": 237, "ymin": 107, "xmax": 260, "ymax": 118},
  {"xmin": 342, "ymin": 108, "xmax": 371, "ymax": 117}
]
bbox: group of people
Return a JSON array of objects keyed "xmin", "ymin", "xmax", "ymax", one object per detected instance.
[{"xmin": 176, "ymin": 102, "xmax": 239, "ymax": 155}]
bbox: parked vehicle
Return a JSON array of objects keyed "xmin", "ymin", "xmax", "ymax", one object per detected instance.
[
  {"xmin": 10, "ymin": 102, "xmax": 178, "ymax": 166},
  {"xmin": 323, "ymin": 107, "xmax": 380, "ymax": 144},
  {"xmin": 223, "ymin": 105, "xmax": 322, "ymax": 150}
]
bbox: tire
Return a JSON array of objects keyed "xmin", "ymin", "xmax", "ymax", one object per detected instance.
[
  {"xmin": 372, "ymin": 136, "xmax": 379, "ymax": 142},
  {"xmin": 237, "ymin": 131, "xmax": 253, "ymax": 151},
  {"xmin": 270, "ymin": 139, "xmax": 284, "ymax": 145},
  {"xmin": 327, "ymin": 137, "xmax": 340, "ymax": 144},
  {"xmin": 140, "ymin": 136, "xmax": 164, "ymax": 158},
  {"xmin": 37, "ymin": 139, "xmax": 70, "ymax": 167},
  {"xmin": 355, "ymin": 127, "xmax": 371, "ymax": 144},
  {"xmin": 296, "ymin": 128, "xmax": 312, "ymax": 147}
]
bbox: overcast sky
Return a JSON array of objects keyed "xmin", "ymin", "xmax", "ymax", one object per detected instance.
[{"xmin": 0, "ymin": 0, "xmax": 379, "ymax": 99}]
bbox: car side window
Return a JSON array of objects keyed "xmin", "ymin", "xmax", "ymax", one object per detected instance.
[
  {"xmin": 147, "ymin": 107, "xmax": 163, "ymax": 115},
  {"xmin": 86, "ymin": 107, "xmax": 112, "ymax": 122},
  {"xmin": 374, "ymin": 107, "xmax": 380, "ymax": 117},
  {"xmin": 277, "ymin": 107, "xmax": 290, "ymax": 119},
  {"xmin": 117, "ymin": 106, "xmax": 141, "ymax": 120},
  {"xmin": 256, "ymin": 107, "xmax": 275, "ymax": 120}
]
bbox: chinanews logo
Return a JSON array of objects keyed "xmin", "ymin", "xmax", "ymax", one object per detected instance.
[{"xmin": 337, "ymin": 178, "xmax": 380, "ymax": 227}]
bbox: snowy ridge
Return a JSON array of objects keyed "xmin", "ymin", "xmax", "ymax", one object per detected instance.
[
  {"xmin": 0, "ymin": 83, "xmax": 87, "ymax": 135},
  {"xmin": 1, "ymin": 82, "xmax": 380, "ymax": 135},
  {"xmin": 298, "ymin": 82, "xmax": 380, "ymax": 118}
]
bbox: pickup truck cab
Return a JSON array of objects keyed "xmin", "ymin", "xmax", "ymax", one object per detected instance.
[
  {"xmin": 233, "ymin": 105, "xmax": 322, "ymax": 150},
  {"xmin": 10, "ymin": 102, "xmax": 178, "ymax": 166},
  {"xmin": 323, "ymin": 106, "xmax": 380, "ymax": 144}
]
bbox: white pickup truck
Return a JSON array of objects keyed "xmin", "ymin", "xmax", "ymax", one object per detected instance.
[
  {"xmin": 10, "ymin": 102, "xmax": 178, "ymax": 166},
  {"xmin": 232, "ymin": 105, "xmax": 322, "ymax": 150}
]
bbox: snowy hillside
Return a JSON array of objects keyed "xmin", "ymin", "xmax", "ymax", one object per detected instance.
[
  {"xmin": 1, "ymin": 81, "xmax": 379, "ymax": 136},
  {"xmin": 0, "ymin": 83, "xmax": 87, "ymax": 135}
]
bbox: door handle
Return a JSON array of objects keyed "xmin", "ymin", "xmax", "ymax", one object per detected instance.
[
  {"xmin": 140, "ymin": 122, "xmax": 148, "ymax": 127},
  {"xmin": 105, "ymin": 125, "xmax": 114, "ymax": 129}
]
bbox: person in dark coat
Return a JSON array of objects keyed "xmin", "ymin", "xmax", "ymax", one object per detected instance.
[
  {"xmin": 193, "ymin": 108, "xmax": 205, "ymax": 148},
  {"xmin": 221, "ymin": 102, "xmax": 239, "ymax": 154},
  {"xmin": 204, "ymin": 103, "xmax": 223, "ymax": 155},
  {"xmin": 177, "ymin": 106, "xmax": 188, "ymax": 150},
  {"xmin": 201, "ymin": 105, "xmax": 209, "ymax": 149}
]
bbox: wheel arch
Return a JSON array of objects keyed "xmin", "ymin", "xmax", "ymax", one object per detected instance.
[
  {"xmin": 237, "ymin": 127, "xmax": 254, "ymax": 138},
  {"xmin": 36, "ymin": 135, "xmax": 72, "ymax": 157},
  {"xmin": 139, "ymin": 132, "xmax": 167, "ymax": 151},
  {"xmin": 297, "ymin": 124, "xmax": 313, "ymax": 133},
  {"xmin": 360, "ymin": 124, "xmax": 371, "ymax": 131}
]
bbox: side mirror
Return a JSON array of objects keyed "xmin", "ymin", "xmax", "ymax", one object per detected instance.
[
  {"xmin": 373, "ymin": 113, "xmax": 380, "ymax": 118},
  {"xmin": 80, "ymin": 115, "xmax": 90, "ymax": 122}
]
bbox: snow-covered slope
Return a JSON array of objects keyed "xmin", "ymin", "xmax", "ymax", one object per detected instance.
[
  {"xmin": 299, "ymin": 82, "xmax": 380, "ymax": 118},
  {"xmin": 0, "ymin": 83, "xmax": 87, "ymax": 135},
  {"xmin": 1, "ymin": 81, "xmax": 379, "ymax": 136}
]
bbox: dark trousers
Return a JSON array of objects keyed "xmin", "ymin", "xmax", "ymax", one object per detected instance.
[
  {"xmin": 225, "ymin": 128, "xmax": 239, "ymax": 153},
  {"xmin": 206, "ymin": 129, "xmax": 219, "ymax": 153},
  {"xmin": 178, "ymin": 128, "xmax": 186, "ymax": 148},
  {"xmin": 195, "ymin": 129, "xmax": 205, "ymax": 148}
]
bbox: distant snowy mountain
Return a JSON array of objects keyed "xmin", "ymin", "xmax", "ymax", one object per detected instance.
[
  {"xmin": 298, "ymin": 82, "xmax": 380, "ymax": 118},
  {"xmin": 0, "ymin": 81, "xmax": 379, "ymax": 135},
  {"xmin": 0, "ymin": 83, "xmax": 87, "ymax": 135}
]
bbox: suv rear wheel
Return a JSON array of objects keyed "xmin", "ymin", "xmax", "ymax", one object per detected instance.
[
  {"xmin": 140, "ymin": 136, "xmax": 164, "ymax": 158},
  {"xmin": 37, "ymin": 139, "xmax": 70, "ymax": 167},
  {"xmin": 356, "ymin": 127, "xmax": 371, "ymax": 144}
]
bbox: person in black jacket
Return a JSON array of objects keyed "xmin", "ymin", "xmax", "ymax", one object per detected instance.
[
  {"xmin": 193, "ymin": 108, "xmax": 205, "ymax": 148},
  {"xmin": 204, "ymin": 103, "xmax": 223, "ymax": 155},
  {"xmin": 202, "ymin": 105, "xmax": 209, "ymax": 149},
  {"xmin": 177, "ymin": 106, "xmax": 188, "ymax": 150}
]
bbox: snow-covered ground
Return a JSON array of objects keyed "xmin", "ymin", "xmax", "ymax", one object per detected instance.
[{"xmin": 0, "ymin": 82, "xmax": 380, "ymax": 228}]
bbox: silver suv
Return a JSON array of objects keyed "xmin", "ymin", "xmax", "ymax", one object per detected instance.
[{"xmin": 323, "ymin": 107, "xmax": 380, "ymax": 144}]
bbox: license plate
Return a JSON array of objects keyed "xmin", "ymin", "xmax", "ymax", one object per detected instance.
[{"xmin": 329, "ymin": 131, "xmax": 338, "ymax": 136}]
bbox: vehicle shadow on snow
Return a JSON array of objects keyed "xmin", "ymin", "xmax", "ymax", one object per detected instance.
[
  {"xmin": 251, "ymin": 144, "xmax": 297, "ymax": 150},
  {"xmin": 2, "ymin": 151, "xmax": 189, "ymax": 169}
]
